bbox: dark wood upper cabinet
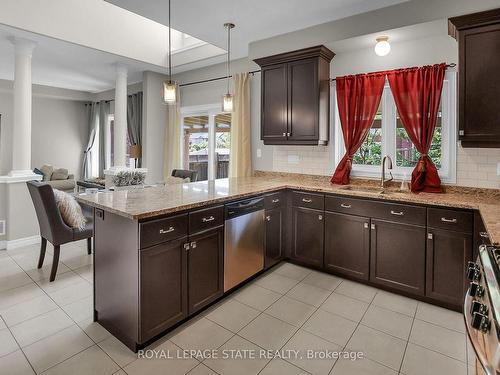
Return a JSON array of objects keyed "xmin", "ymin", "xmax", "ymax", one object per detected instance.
[
  {"xmin": 449, "ymin": 9, "xmax": 500, "ymax": 147},
  {"xmin": 291, "ymin": 206, "xmax": 324, "ymax": 267},
  {"xmin": 324, "ymin": 212, "xmax": 370, "ymax": 281},
  {"xmin": 140, "ymin": 238, "xmax": 188, "ymax": 342},
  {"xmin": 370, "ymin": 219, "xmax": 426, "ymax": 296},
  {"xmin": 265, "ymin": 207, "xmax": 284, "ymax": 269},
  {"xmin": 255, "ymin": 45, "xmax": 334, "ymax": 145},
  {"xmin": 187, "ymin": 227, "xmax": 224, "ymax": 314}
]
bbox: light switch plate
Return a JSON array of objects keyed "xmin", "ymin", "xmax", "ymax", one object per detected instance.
[
  {"xmin": 288, "ymin": 155, "xmax": 300, "ymax": 164},
  {"xmin": 256, "ymin": 149, "xmax": 262, "ymax": 158},
  {"xmin": 0, "ymin": 220, "xmax": 5, "ymax": 236}
]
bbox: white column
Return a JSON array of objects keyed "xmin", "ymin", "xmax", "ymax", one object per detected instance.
[
  {"xmin": 9, "ymin": 37, "xmax": 37, "ymax": 177},
  {"xmin": 113, "ymin": 64, "xmax": 128, "ymax": 168}
]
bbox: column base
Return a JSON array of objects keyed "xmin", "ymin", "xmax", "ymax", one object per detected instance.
[{"xmin": 0, "ymin": 171, "xmax": 42, "ymax": 184}]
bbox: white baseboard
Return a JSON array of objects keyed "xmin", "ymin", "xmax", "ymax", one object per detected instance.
[
  {"xmin": 6, "ymin": 235, "xmax": 40, "ymax": 250},
  {"xmin": 0, "ymin": 241, "xmax": 6, "ymax": 250}
]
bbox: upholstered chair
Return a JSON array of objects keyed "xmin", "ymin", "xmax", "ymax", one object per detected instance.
[{"xmin": 26, "ymin": 181, "xmax": 93, "ymax": 281}]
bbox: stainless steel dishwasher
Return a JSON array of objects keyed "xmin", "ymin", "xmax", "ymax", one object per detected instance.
[{"xmin": 224, "ymin": 197, "xmax": 265, "ymax": 292}]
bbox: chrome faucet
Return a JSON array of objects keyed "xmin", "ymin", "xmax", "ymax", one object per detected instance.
[{"xmin": 381, "ymin": 155, "xmax": 393, "ymax": 188}]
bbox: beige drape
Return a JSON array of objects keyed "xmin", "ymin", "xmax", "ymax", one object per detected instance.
[
  {"xmin": 163, "ymin": 84, "xmax": 182, "ymax": 179},
  {"xmin": 229, "ymin": 73, "xmax": 252, "ymax": 178}
]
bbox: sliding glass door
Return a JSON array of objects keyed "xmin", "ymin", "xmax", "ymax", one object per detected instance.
[{"xmin": 182, "ymin": 106, "xmax": 231, "ymax": 181}]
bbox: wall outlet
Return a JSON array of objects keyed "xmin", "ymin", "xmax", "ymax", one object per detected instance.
[
  {"xmin": 256, "ymin": 149, "xmax": 262, "ymax": 158},
  {"xmin": 288, "ymin": 155, "xmax": 300, "ymax": 164},
  {"xmin": 0, "ymin": 220, "xmax": 5, "ymax": 236}
]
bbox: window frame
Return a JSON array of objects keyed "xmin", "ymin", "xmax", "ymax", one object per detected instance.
[
  {"xmin": 333, "ymin": 71, "xmax": 457, "ymax": 184},
  {"xmin": 180, "ymin": 103, "xmax": 230, "ymax": 181}
]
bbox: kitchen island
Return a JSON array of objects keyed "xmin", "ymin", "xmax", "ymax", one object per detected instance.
[{"xmin": 77, "ymin": 173, "xmax": 500, "ymax": 351}]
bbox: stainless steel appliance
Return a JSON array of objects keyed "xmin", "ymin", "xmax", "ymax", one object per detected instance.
[
  {"xmin": 224, "ymin": 197, "xmax": 265, "ymax": 292},
  {"xmin": 465, "ymin": 244, "xmax": 500, "ymax": 375}
]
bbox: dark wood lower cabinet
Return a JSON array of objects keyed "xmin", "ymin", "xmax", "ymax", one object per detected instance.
[
  {"xmin": 426, "ymin": 228, "xmax": 472, "ymax": 307},
  {"xmin": 324, "ymin": 212, "xmax": 370, "ymax": 281},
  {"xmin": 291, "ymin": 207, "xmax": 324, "ymax": 267},
  {"xmin": 265, "ymin": 207, "xmax": 283, "ymax": 268},
  {"xmin": 187, "ymin": 227, "xmax": 224, "ymax": 314},
  {"xmin": 140, "ymin": 238, "xmax": 188, "ymax": 343},
  {"xmin": 370, "ymin": 219, "xmax": 426, "ymax": 296}
]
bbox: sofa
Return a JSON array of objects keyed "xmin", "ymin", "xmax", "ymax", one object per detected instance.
[{"xmin": 35, "ymin": 165, "xmax": 76, "ymax": 192}]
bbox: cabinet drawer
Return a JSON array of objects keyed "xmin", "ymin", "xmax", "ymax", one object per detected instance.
[
  {"xmin": 189, "ymin": 206, "xmax": 224, "ymax": 234},
  {"xmin": 428, "ymin": 208, "xmax": 473, "ymax": 233},
  {"xmin": 264, "ymin": 191, "xmax": 285, "ymax": 209},
  {"xmin": 325, "ymin": 195, "xmax": 381, "ymax": 217},
  {"xmin": 140, "ymin": 214, "xmax": 188, "ymax": 249},
  {"xmin": 292, "ymin": 191, "xmax": 324, "ymax": 210},
  {"xmin": 375, "ymin": 202, "xmax": 426, "ymax": 226}
]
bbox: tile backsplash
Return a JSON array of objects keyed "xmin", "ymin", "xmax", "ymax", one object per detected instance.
[{"xmin": 271, "ymin": 145, "xmax": 500, "ymax": 189}]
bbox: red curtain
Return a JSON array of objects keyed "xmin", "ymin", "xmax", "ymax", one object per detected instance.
[
  {"xmin": 331, "ymin": 73, "xmax": 385, "ymax": 185},
  {"xmin": 387, "ymin": 63, "xmax": 446, "ymax": 193}
]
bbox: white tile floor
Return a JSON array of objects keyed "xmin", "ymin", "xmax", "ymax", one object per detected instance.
[{"xmin": 0, "ymin": 241, "xmax": 477, "ymax": 375}]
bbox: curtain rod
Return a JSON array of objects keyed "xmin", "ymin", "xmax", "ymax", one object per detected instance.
[
  {"xmin": 329, "ymin": 63, "xmax": 457, "ymax": 82},
  {"xmin": 179, "ymin": 69, "xmax": 261, "ymax": 88}
]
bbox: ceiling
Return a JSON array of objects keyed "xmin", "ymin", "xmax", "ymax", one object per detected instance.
[{"xmin": 105, "ymin": 0, "xmax": 410, "ymax": 60}]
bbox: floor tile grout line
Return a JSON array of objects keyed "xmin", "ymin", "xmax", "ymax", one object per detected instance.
[
  {"xmin": 6, "ymin": 246, "xmax": 124, "ymax": 373},
  {"xmin": 397, "ymin": 313, "xmax": 416, "ymax": 374},
  {"xmin": 0, "ymin": 314, "xmax": 38, "ymax": 375}
]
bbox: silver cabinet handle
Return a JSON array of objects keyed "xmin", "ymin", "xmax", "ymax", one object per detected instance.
[
  {"xmin": 364, "ymin": 222, "xmax": 369, "ymax": 229},
  {"xmin": 480, "ymin": 232, "xmax": 489, "ymax": 239},
  {"xmin": 183, "ymin": 243, "xmax": 190, "ymax": 251},
  {"xmin": 318, "ymin": 215, "xmax": 323, "ymax": 221},
  {"xmin": 302, "ymin": 198, "xmax": 312, "ymax": 203},
  {"xmin": 160, "ymin": 227, "xmax": 175, "ymax": 234},
  {"xmin": 428, "ymin": 233, "xmax": 433, "ymax": 240},
  {"xmin": 340, "ymin": 204, "xmax": 351, "ymax": 209},
  {"xmin": 202, "ymin": 216, "xmax": 215, "ymax": 223},
  {"xmin": 266, "ymin": 215, "xmax": 271, "ymax": 222},
  {"xmin": 272, "ymin": 199, "xmax": 280, "ymax": 203},
  {"xmin": 390, "ymin": 210, "xmax": 404, "ymax": 216},
  {"xmin": 441, "ymin": 217, "xmax": 457, "ymax": 223},
  {"xmin": 190, "ymin": 241, "xmax": 197, "ymax": 249},
  {"xmin": 287, "ymin": 132, "xmax": 291, "ymax": 137},
  {"xmin": 371, "ymin": 223, "xmax": 376, "ymax": 230},
  {"xmin": 282, "ymin": 132, "xmax": 286, "ymax": 137}
]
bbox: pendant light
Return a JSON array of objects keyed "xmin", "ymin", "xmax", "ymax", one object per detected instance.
[
  {"xmin": 163, "ymin": 0, "xmax": 177, "ymax": 104},
  {"xmin": 222, "ymin": 22, "xmax": 235, "ymax": 113}
]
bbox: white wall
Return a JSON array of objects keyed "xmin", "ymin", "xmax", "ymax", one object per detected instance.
[{"xmin": 169, "ymin": 29, "xmax": 500, "ymax": 189}]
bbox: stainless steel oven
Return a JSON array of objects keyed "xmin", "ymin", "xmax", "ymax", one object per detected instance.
[{"xmin": 465, "ymin": 245, "xmax": 500, "ymax": 375}]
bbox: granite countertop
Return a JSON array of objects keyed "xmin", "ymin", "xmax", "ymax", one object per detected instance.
[{"xmin": 76, "ymin": 172, "xmax": 500, "ymax": 244}]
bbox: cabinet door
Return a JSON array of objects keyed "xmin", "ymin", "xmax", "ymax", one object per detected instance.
[
  {"xmin": 325, "ymin": 212, "xmax": 370, "ymax": 281},
  {"xmin": 426, "ymin": 229, "xmax": 472, "ymax": 307},
  {"xmin": 292, "ymin": 207, "xmax": 324, "ymax": 267},
  {"xmin": 140, "ymin": 238, "xmax": 187, "ymax": 342},
  {"xmin": 265, "ymin": 207, "xmax": 283, "ymax": 268},
  {"xmin": 370, "ymin": 220, "xmax": 426, "ymax": 295},
  {"xmin": 288, "ymin": 58, "xmax": 319, "ymax": 142},
  {"xmin": 188, "ymin": 227, "xmax": 224, "ymax": 314},
  {"xmin": 459, "ymin": 23, "xmax": 500, "ymax": 145},
  {"xmin": 261, "ymin": 64, "xmax": 288, "ymax": 142}
]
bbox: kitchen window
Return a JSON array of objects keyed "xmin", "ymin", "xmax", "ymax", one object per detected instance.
[
  {"xmin": 334, "ymin": 71, "xmax": 456, "ymax": 183},
  {"xmin": 181, "ymin": 104, "xmax": 231, "ymax": 181}
]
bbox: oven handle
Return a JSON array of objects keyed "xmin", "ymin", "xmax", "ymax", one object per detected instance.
[{"xmin": 464, "ymin": 289, "xmax": 496, "ymax": 375}]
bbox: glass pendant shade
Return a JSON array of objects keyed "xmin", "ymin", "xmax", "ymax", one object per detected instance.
[
  {"xmin": 222, "ymin": 93, "xmax": 233, "ymax": 113},
  {"xmin": 163, "ymin": 81, "xmax": 177, "ymax": 104}
]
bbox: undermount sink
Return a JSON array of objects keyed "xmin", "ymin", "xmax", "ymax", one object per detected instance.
[{"xmin": 339, "ymin": 185, "xmax": 386, "ymax": 194}]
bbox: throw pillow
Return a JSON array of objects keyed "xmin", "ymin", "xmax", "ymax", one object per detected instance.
[
  {"xmin": 51, "ymin": 168, "xmax": 69, "ymax": 181},
  {"xmin": 40, "ymin": 165, "xmax": 54, "ymax": 181},
  {"xmin": 52, "ymin": 189, "xmax": 86, "ymax": 230}
]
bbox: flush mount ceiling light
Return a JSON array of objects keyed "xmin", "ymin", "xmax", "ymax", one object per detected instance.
[
  {"xmin": 375, "ymin": 36, "xmax": 391, "ymax": 57},
  {"xmin": 163, "ymin": 0, "xmax": 177, "ymax": 104},
  {"xmin": 222, "ymin": 22, "xmax": 235, "ymax": 113}
]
